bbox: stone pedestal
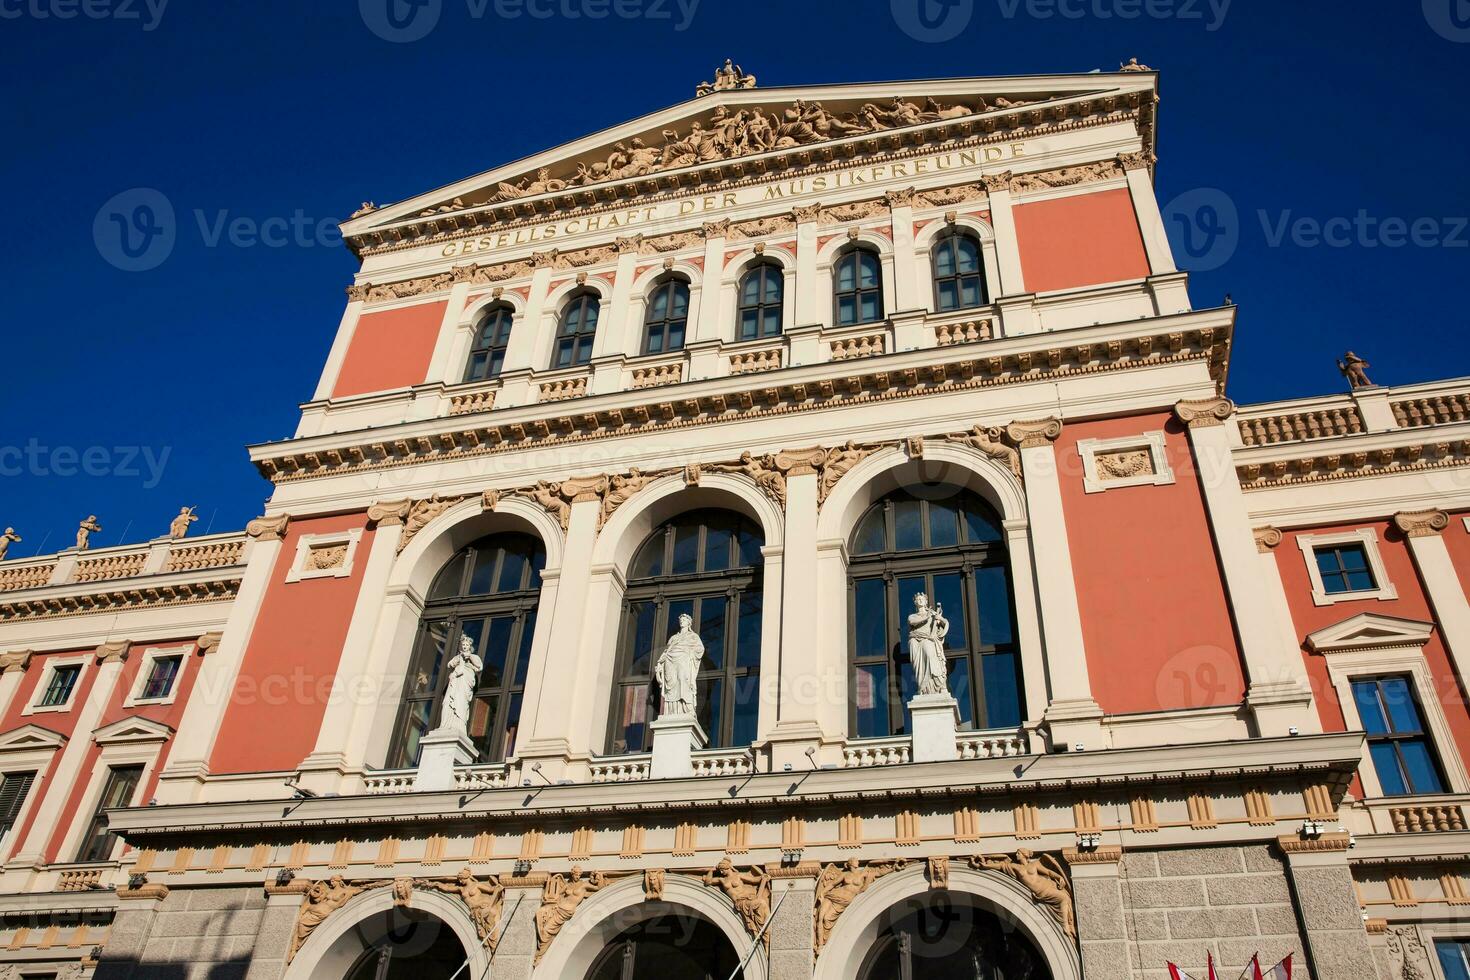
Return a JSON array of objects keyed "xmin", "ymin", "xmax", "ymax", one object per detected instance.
[
  {"xmin": 649, "ymin": 714, "xmax": 707, "ymax": 779},
  {"xmin": 908, "ymin": 693, "xmax": 960, "ymax": 763},
  {"xmin": 413, "ymin": 729, "xmax": 476, "ymax": 792}
]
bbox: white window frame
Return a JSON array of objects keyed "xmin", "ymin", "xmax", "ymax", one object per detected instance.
[
  {"xmin": 21, "ymin": 654, "xmax": 92, "ymax": 716},
  {"xmin": 123, "ymin": 644, "xmax": 193, "ymax": 708},
  {"xmin": 57, "ymin": 722, "xmax": 167, "ymax": 865},
  {"xmin": 1309, "ymin": 613, "xmax": 1466, "ymax": 796},
  {"xmin": 1076, "ymin": 431, "xmax": 1175, "ymax": 493},
  {"xmin": 285, "ymin": 528, "xmax": 364, "ymax": 583},
  {"xmin": 0, "ymin": 727, "xmax": 65, "ymax": 858},
  {"xmin": 1297, "ymin": 527, "xmax": 1397, "ymax": 606}
]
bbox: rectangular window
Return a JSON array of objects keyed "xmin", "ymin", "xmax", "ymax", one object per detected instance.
[
  {"xmin": 1352, "ymin": 676, "xmax": 1446, "ymax": 795},
  {"xmin": 77, "ymin": 765, "xmax": 144, "ymax": 863},
  {"xmin": 1437, "ymin": 940, "xmax": 1470, "ymax": 980},
  {"xmin": 1315, "ymin": 543, "xmax": 1376, "ymax": 595},
  {"xmin": 138, "ymin": 655, "xmax": 182, "ymax": 701},
  {"xmin": 0, "ymin": 771, "xmax": 36, "ymax": 838},
  {"xmin": 38, "ymin": 664, "xmax": 81, "ymax": 708}
]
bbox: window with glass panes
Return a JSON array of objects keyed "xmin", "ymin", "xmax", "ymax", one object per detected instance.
[
  {"xmin": 77, "ymin": 764, "xmax": 143, "ymax": 862},
  {"xmin": 1437, "ymin": 940, "xmax": 1470, "ymax": 980},
  {"xmin": 1315, "ymin": 542, "xmax": 1376, "ymax": 594},
  {"xmin": 643, "ymin": 278, "xmax": 690, "ymax": 354},
  {"xmin": 932, "ymin": 232, "xmax": 986, "ymax": 311},
  {"xmin": 1352, "ymin": 675, "xmax": 1446, "ymax": 795},
  {"xmin": 464, "ymin": 304, "xmax": 514, "ymax": 382},
  {"xmin": 0, "ymin": 771, "xmax": 35, "ymax": 839},
  {"xmin": 833, "ymin": 248, "xmax": 883, "ymax": 326},
  {"xmin": 553, "ymin": 292, "xmax": 601, "ymax": 368},
  {"xmin": 848, "ymin": 487, "xmax": 1021, "ymax": 739},
  {"xmin": 138, "ymin": 654, "xmax": 182, "ymax": 700},
  {"xmin": 737, "ymin": 263, "xmax": 783, "ymax": 340},
  {"xmin": 38, "ymin": 664, "xmax": 81, "ymax": 707},
  {"xmin": 608, "ymin": 511, "xmax": 764, "ymax": 754},
  {"xmin": 387, "ymin": 534, "xmax": 545, "ymax": 769}
]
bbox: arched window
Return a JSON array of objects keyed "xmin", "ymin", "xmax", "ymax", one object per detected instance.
[
  {"xmin": 642, "ymin": 277, "xmax": 690, "ymax": 354},
  {"xmin": 553, "ymin": 291, "xmax": 600, "ymax": 368},
  {"xmin": 608, "ymin": 510, "xmax": 764, "ymax": 754},
  {"xmin": 848, "ymin": 487, "xmax": 1021, "ymax": 739},
  {"xmin": 387, "ymin": 533, "xmax": 546, "ymax": 768},
  {"xmin": 932, "ymin": 231, "xmax": 987, "ymax": 311},
  {"xmin": 464, "ymin": 304, "xmax": 514, "ymax": 382},
  {"xmin": 834, "ymin": 247, "xmax": 883, "ymax": 326},
  {"xmin": 736, "ymin": 262, "xmax": 783, "ymax": 341}
]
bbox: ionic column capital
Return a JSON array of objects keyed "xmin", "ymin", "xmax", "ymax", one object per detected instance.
[
  {"xmin": 1174, "ymin": 396, "xmax": 1236, "ymax": 428},
  {"xmin": 245, "ymin": 514, "xmax": 291, "ymax": 541},
  {"xmin": 1394, "ymin": 509, "xmax": 1450, "ymax": 538},
  {"xmin": 1253, "ymin": 527, "xmax": 1283, "ymax": 553},
  {"xmin": 95, "ymin": 639, "xmax": 130, "ymax": 664},
  {"xmin": 1005, "ymin": 417, "xmax": 1063, "ymax": 449},
  {"xmin": 0, "ymin": 650, "xmax": 32, "ymax": 674}
]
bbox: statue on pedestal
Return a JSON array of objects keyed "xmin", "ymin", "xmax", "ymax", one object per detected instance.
[
  {"xmin": 169, "ymin": 507, "xmax": 198, "ymax": 540},
  {"xmin": 654, "ymin": 613, "xmax": 703, "ymax": 717},
  {"xmin": 907, "ymin": 593, "xmax": 950, "ymax": 696},
  {"xmin": 1338, "ymin": 351, "xmax": 1373, "ymax": 389},
  {"xmin": 436, "ymin": 634, "xmax": 483, "ymax": 736},
  {"xmin": 0, "ymin": 528, "xmax": 20, "ymax": 561},
  {"xmin": 77, "ymin": 516, "xmax": 102, "ymax": 551}
]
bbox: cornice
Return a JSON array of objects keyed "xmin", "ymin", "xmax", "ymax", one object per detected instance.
[
  {"xmin": 252, "ymin": 318, "xmax": 1231, "ymax": 484},
  {"xmin": 1277, "ymin": 832, "xmax": 1352, "ymax": 854},
  {"xmin": 0, "ymin": 578, "xmax": 240, "ymax": 623},
  {"xmin": 1236, "ymin": 426, "xmax": 1470, "ymax": 492}
]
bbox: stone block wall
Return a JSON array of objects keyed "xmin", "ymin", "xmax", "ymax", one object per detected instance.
[{"xmin": 94, "ymin": 887, "xmax": 266, "ymax": 980}]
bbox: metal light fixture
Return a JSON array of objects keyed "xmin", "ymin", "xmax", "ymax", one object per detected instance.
[
  {"xmin": 1075, "ymin": 832, "xmax": 1101, "ymax": 851},
  {"xmin": 275, "ymin": 868, "xmax": 295, "ymax": 887},
  {"xmin": 1300, "ymin": 819, "xmax": 1324, "ymax": 839},
  {"xmin": 127, "ymin": 873, "xmax": 148, "ymax": 891},
  {"xmin": 513, "ymin": 859, "xmax": 533, "ymax": 877},
  {"xmin": 780, "ymin": 848, "xmax": 803, "ymax": 865}
]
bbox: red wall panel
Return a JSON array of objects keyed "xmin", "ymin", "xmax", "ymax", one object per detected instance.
[
  {"xmin": 332, "ymin": 301, "xmax": 447, "ymax": 398},
  {"xmin": 1056, "ymin": 414, "xmax": 1247, "ymax": 714},
  {"xmin": 209, "ymin": 514, "xmax": 374, "ymax": 774},
  {"xmin": 1012, "ymin": 187, "xmax": 1151, "ymax": 293}
]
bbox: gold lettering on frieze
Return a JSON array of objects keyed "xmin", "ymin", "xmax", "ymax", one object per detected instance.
[{"xmin": 441, "ymin": 144, "xmax": 1037, "ymax": 260}]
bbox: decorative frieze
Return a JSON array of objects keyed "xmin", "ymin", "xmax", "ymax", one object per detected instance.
[
  {"xmin": 1237, "ymin": 437, "xmax": 1470, "ymax": 490},
  {"xmin": 0, "ymin": 578, "xmax": 239, "ymax": 623},
  {"xmin": 1008, "ymin": 159, "xmax": 1123, "ymax": 193}
]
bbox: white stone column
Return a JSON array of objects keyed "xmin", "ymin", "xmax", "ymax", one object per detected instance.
[
  {"xmin": 12, "ymin": 642, "xmax": 130, "ymax": 865},
  {"xmin": 424, "ymin": 281, "xmax": 472, "ymax": 385},
  {"xmin": 592, "ymin": 245, "xmax": 640, "ymax": 360},
  {"xmin": 1396, "ymin": 510, "xmax": 1470, "ymax": 683},
  {"xmin": 518, "ymin": 492, "xmax": 600, "ymax": 779},
  {"xmin": 885, "ymin": 189, "xmax": 922, "ymax": 315},
  {"xmin": 155, "ymin": 516, "xmax": 288, "ymax": 804},
  {"xmin": 497, "ymin": 265, "xmax": 553, "ymax": 407},
  {"xmin": 792, "ymin": 208, "xmax": 822, "ymax": 329},
  {"xmin": 1005, "ymin": 419, "xmax": 1103, "ymax": 749},
  {"xmin": 311, "ymin": 300, "xmax": 364, "ymax": 401},
  {"xmin": 983, "ymin": 176, "xmax": 1026, "ymax": 295},
  {"xmin": 766, "ymin": 460, "xmax": 826, "ymax": 770},
  {"xmin": 1003, "ymin": 519, "xmax": 1051, "ymax": 732},
  {"xmin": 693, "ymin": 222, "xmax": 727, "ymax": 343},
  {"xmin": 1120, "ymin": 152, "xmax": 1176, "ymax": 275},
  {"xmin": 1252, "ymin": 527, "xmax": 1322, "ymax": 734},
  {"xmin": 1175, "ymin": 398, "xmax": 1315, "ymax": 736},
  {"xmin": 295, "ymin": 515, "xmax": 403, "ymax": 792},
  {"xmin": 0, "ymin": 652, "xmax": 32, "ymax": 720}
]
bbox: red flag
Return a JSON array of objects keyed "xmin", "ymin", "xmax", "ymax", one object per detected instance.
[
  {"xmin": 1167, "ymin": 964, "xmax": 1198, "ymax": 980},
  {"xmin": 1208, "ymin": 953, "xmax": 1219, "ymax": 980},
  {"xmin": 1265, "ymin": 955, "xmax": 1292, "ymax": 980}
]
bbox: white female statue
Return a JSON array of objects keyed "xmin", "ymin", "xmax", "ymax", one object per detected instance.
[
  {"xmin": 907, "ymin": 593, "xmax": 950, "ymax": 696},
  {"xmin": 654, "ymin": 612, "xmax": 704, "ymax": 717},
  {"xmin": 436, "ymin": 634, "xmax": 484, "ymax": 736}
]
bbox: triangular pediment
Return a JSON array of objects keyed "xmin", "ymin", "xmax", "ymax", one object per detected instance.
[
  {"xmin": 1306, "ymin": 613, "xmax": 1435, "ymax": 655},
  {"xmin": 343, "ymin": 68, "xmax": 1156, "ymax": 244},
  {"xmin": 92, "ymin": 716, "xmax": 173, "ymax": 745},
  {"xmin": 0, "ymin": 724, "xmax": 66, "ymax": 752}
]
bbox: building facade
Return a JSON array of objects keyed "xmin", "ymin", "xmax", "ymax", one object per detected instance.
[{"xmin": 0, "ymin": 63, "xmax": 1468, "ymax": 980}]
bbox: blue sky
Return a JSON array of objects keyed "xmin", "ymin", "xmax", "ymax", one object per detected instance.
[{"xmin": 1, "ymin": 0, "xmax": 1466, "ymax": 554}]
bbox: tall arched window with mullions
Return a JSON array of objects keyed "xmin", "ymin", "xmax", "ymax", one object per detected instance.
[
  {"xmin": 847, "ymin": 487, "xmax": 1021, "ymax": 739},
  {"xmin": 608, "ymin": 510, "xmax": 764, "ymax": 755},
  {"xmin": 463, "ymin": 304, "xmax": 514, "ymax": 382},
  {"xmin": 833, "ymin": 246, "xmax": 883, "ymax": 326},
  {"xmin": 736, "ymin": 262, "xmax": 783, "ymax": 340},
  {"xmin": 553, "ymin": 290, "xmax": 600, "ymax": 368},
  {"xmin": 931, "ymin": 231, "xmax": 987, "ymax": 312},
  {"xmin": 642, "ymin": 277, "xmax": 690, "ymax": 354},
  {"xmin": 387, "ymin": 533, "xmax": 545, "ymax": 768}
]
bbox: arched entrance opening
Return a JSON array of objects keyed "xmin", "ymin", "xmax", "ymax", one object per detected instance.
[
  {"xmin": 586, "ymin": 913, "xmax": 740, "ymax": 980},
  {"xmin": 856, "ymin": 893, "xmax": 1047, "ymax": 980},
  {"xmin": 335, "ymin": 908, "xmax": 470, "ymax": 980}
]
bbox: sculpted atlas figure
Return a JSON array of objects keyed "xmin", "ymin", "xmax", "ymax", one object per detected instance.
[
  {"xmin": 908, "ymin": 592, "xmax": 951, "ymax": 696},
  {"xmin": 655, "ymin": 612, "xmax": 704, "ymax": 717}
]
